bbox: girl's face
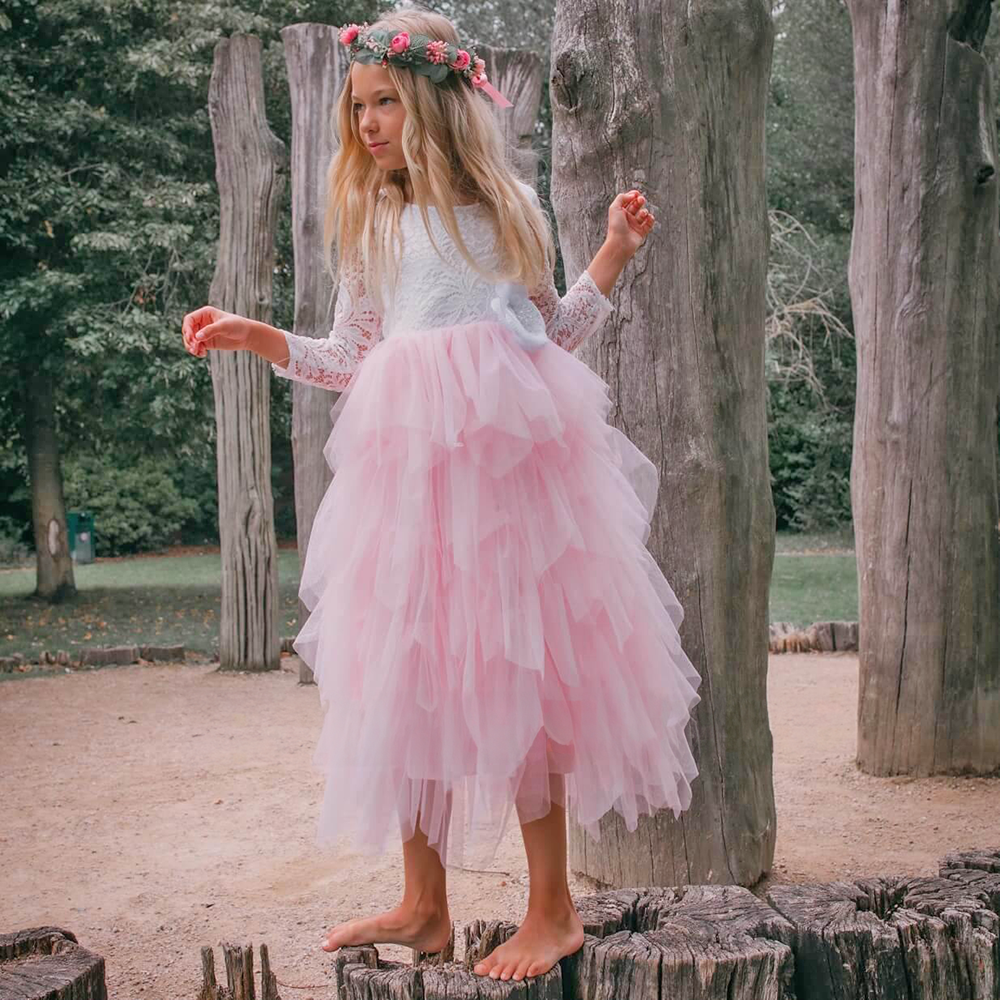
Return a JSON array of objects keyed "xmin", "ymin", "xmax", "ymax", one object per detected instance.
[{"xmin": 351, "ymin": 63, "xmax": 407, "ymax": 173}]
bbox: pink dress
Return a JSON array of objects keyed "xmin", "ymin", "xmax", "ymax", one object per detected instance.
[{"xmin": 272, "ymin": 180, "xmax": 702, "ymax": 869}]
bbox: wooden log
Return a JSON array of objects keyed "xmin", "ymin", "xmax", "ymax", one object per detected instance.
[
  {"xmin": 830, "ymin": 621, "xmax": 858, "ymax": 652},
  {"xmin": 278, "ymin": 23, "xmax": 348, "ymax": 687},
  {"xmin": 462, "ymin": 919, "xmax": 518, "ymax": 967},
  {"xmin": 221, "ymin": 942, "xmax": 255, "ymax": 999},
  {"xmin": 563, "ymin": 886, "xmax": 795, "ymax": 1000},
  {"xmin": 475, "ymin": 45, "xmax": 544, "ymax": 185},
  {"xmin": 555, "ymin": 0, "xmax": 777, "ymax": 887},
  {"xmin": 940, "ymin": 847, "xmax": 1000, "ymax": 915},
  {"xmin": 79, "ymin": 645, "xmax": 139, "ymax": 666},
  {"xmin": 767, "ymin": 874, "xmax": 1000, "ymax": 999},
  {"xmin": 139, "ymin": 643, "xmax": 185, "ymax": 662},
  {"xmin": 337, "ymin": 941, "xmax": 561, "ymax": 998},
  {"xmin": 0, "ymin": 927, "xmax": 106, "ymax": 1000},
  {"xmin": 207, "ymin": 33, "xmax": 286, "ymax": 673},
  {"xmin": 846, "ymin": 0, "xmax": 1000, "ymax": 777},
  {"xmin": 334, "ymin": 945, "xmax": 378, "ymax": 995},
  {"xmin": 259, "ymin": 943, "xmax": 280, "ymax": 1000},
  {"xmin": 422, "ymin": 962, "xmax": 562, "ymax": 998},
  {"xmin": 806, "ymin": 622, "xmax": 835, "ymax": 653}
]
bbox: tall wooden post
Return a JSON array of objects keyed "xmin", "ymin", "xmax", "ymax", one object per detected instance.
[
  {"xmin": 280, "ymin": 23, "xmax": 351, "ymax": 685},
  {"xmin": 207, "ymin": 35, "xmax": 287, "ymax": 671},
  {"xmin": 845, "ymin": 0, "xmax": 1000, "ymax": 775},
  {"xmin": 553, "ymin": 0, "xmax": 778, "ymax": 887}
]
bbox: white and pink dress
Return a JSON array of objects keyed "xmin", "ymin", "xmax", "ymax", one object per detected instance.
[{"xmin": 272, "ymin": 179, "xmax": 702, "ymax": 869}]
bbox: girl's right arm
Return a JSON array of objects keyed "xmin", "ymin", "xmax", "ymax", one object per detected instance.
[{"xmin": 183, "ymin": 252, "xmax": 383, "ymax": 393}]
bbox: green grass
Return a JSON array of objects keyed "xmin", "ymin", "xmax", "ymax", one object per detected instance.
[
  {"xmin": 0, "ymin": 550, "xmax": 303, "ymax": 661},
  {"xmin": 0, "ymin": 530, "xmax": 858, "ymax": 660}
]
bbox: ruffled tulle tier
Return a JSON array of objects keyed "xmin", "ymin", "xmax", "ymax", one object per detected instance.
[{"xmin": 293, "ymin": 319, "xmax": 702, "ymax": 869}]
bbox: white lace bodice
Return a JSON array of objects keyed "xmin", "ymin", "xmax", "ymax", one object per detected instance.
[{"xmin": 272, "ymin": 181, "xmax": 615, "ymax": 392}]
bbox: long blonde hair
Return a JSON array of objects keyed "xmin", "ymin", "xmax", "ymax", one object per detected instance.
[{"xmin": 322, "ymin": 5, "xmax": 557, "ymax": 315}]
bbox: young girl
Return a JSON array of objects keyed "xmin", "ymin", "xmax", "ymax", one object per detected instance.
[{"xmin": 182, "ymin": 5, "xmax": 702, "ymax": 983}]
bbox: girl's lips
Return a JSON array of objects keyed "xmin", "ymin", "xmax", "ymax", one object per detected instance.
[{"xmin": 369, "ymin": 141, "xmax": 388, "ymax": 154}]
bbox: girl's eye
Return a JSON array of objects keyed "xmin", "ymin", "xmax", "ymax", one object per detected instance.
[{"xmin": 353, "ymin": 97, "xmax": 393, "ymax": 112}]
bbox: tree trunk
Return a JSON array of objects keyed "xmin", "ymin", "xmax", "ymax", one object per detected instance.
[
  {"xmin": 280, "ymin": 23, "xmax": 350, "ymax": 686},
  {"xmin": 845, "ymin": 0, "xmax": 1000, "ymax": 775},
  {"xmin": 207, "ymin": 35, "xmax": 287, "ymax": 672},
  {"xmin": 551, "ymin": 0, "xmax": 777, "ymax": 887},
  {"xmin": 21, "ymin": 370, "xmax": 75, "ymax": 602},
  {"xmin": 478, "ymin": 45, "xmax": 544, "ymax": 185}
]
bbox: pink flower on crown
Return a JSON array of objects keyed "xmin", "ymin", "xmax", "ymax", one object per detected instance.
[
  {"xmin": 339, "ymin": 24, "xmax": 360, "ymax": 44},
  {"xmin": 449, "ymin": 49, "xmax": 471, "ymax": 71},
  {"xmin": 473, "ymin": 56, "xmax": 485, "ymax": 75},
  {"xmin": 390, "ymin": 31, "xmax": 410, "ymax": 53},
  {"xmin": 426, "ymin": 39, "xmax": 448, "ymax": 64}
]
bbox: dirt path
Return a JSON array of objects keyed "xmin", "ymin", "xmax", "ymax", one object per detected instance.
[{"xmin": 2, "ymin": 653, "xmax": 996, "ymax": 997}]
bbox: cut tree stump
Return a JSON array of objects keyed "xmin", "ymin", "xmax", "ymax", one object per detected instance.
[
  {"xmin": 564, "ymin": 885, "xmax": 796, "ymax": 1000},
  {"xmin": 766, "ymin": 874, "xmax": 1000, "ymax": 1000},
  {"xmin": 0, "ymin": 927, "xmax": 106, "ymax": 1000},
  {"xmin": 198, "ymin": 942, "xmax": 282, "ymax": 1000}
]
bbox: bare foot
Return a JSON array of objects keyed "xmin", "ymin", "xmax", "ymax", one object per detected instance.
[
  {"xmin": 472, "ymin": 904, "xmax": 584, "ymax": 981},
  {"xmin": 320, "ymin": 901, "xmax": 452, "ymax": 953}
]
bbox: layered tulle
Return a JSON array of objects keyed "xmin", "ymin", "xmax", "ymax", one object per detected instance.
[{"xmin": 293, "ymin": 319, "xmax": 702, "ymax": 869}]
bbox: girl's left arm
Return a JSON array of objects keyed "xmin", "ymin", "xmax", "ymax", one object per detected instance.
[{"xmin": 526, "ymin": 188, "xmax": 655, "ymax": 354}]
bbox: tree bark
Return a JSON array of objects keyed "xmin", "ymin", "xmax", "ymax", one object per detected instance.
[
  {"xmin": 207, "ymin": 35, "xmax": 287, "ymax": 672},
  {"xmin": 551, "ymin": 0, "xmax": 777, "ymax": 887},
  {"xmin": 279, "ymin": 23, "xmax": 350, "ymax": 685},
  {"xmin": 845, "ymin": 0, "xmax": 1000, "ymax": 775},
  {"xmin": 21, "ymin": 369, "xmax": 75, "ymax": 602},
  {"xmin": 478, "ymin": 45, "xmax": 544, "ymax": 186}
]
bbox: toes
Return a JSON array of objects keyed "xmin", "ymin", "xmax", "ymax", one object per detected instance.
[
  {"xmin": 473, "ymin": 953, "xmax": 498, "ymax": 977},
  {"xmin": 511, "ymin": 956, "xmax": 533, "ymax": 981}
]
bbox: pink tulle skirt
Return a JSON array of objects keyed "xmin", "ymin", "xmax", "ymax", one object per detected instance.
[{"xmin": 293, "ymin": 318, "xmax": 702, "ymax": 869}]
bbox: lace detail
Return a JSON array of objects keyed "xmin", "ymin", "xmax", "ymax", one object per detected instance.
[
  {"xmin": 270, "ymin": 179, "xmax": 614, "ymax": 386},
  {"xmin": 271, "ymin": 251, "xmax": 383, "ymax": 392},
  {"xmin": 528, "ymin": 266, "xmax": 613, "ymax": 353}
]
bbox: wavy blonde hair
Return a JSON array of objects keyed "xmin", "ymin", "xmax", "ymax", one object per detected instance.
[{"xmin": 321, "ymin": 4, "xmax": 557, "ymax": 316}]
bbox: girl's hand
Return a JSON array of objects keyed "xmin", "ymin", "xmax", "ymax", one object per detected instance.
[
  {"xmin": 605, "ymin": 189, "xmax": 656, "ymax": 260},
  {"xmin": 181, "ymin": 306, "xmax": 252, "ymax": 358}
]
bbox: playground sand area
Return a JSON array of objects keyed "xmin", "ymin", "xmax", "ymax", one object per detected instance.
[{"xmin": 2, "ymin": 652, "xmax": 997, "ymax": 998}]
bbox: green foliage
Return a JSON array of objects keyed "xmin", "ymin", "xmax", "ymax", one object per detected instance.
[
  {"xmin": 63, "ymin": 453, "xmax": 201, "ymax": 556},
  {"xmin": 767, "ymin": 0, "xmax": 855, "ymax": 234},
  {"xmin": 0, "ymin": 515, "xmax": 32, "ymax": 567},
  {"xmin": 768, "ymin": 379, "xmax": 853, "ymax": 531}
]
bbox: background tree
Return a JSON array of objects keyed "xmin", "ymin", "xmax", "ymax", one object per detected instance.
[
  {"xmin": 845, "ymin": 0, "xmax": 1000, "ymax": 775},
  {"xmin": 552, "ymin": 0, "xmax": 778, "ymax": 887}
]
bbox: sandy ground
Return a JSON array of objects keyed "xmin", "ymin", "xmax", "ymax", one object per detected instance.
[{"xmin": 2, "ymin": 652, "xmax": 997, "ymax": 999}]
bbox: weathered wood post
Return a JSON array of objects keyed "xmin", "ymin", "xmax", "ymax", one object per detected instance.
[
  {"xmin": 845, "ymin": 0, "xmax": 1000, "ymax": 775},
  {"xmin": 478, "ymin": 45, "xmax": 544, "ymax": 185},
  {"xmin": 207, "ymin": 35, "xmax": 287, "ymax": 671},
  {"xmin": 279, "ymin": 23, "xmax": 350, "ymax": 685},
  {"xmin": 551, "ymin": 0, "xmax": 778, "ymax": 887}
]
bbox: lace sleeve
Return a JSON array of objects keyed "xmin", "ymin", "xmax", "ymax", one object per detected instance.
[
  {"xmin": 522, "ymin": 183, "xmax": 615, "ymax": 353},
  {"xmin": 528, "ymin": 267, "xmax": 614, "ymax": 353},
  {"xmin": 271, "ymin": 252, "xmax": 382, "ymax": 392}
]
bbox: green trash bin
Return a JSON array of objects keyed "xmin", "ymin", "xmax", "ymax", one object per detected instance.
[{"xmin": 67, "ymin": 511, "xmax": 95, "ymax": 563}]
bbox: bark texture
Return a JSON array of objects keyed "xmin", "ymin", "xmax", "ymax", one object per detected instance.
[
  {"xmin": 551, "ymin": 0, "xmax": 777, "ymax": 886},
  {"xmin": 207, "ymin": 35, "xmax": 287, "ymax": 672},
  {"xmin": 280, "ymin": 23, "xmax": 350, "ymax": 685},
  {"xmin": 477, "ymin": 45, "xmax": 544, "ymax": 185},
  {"xmin": 0, "ymin": 927, "xmax": 106, "ymax": 999},
  {"xmin": 845, "ymin": 0, "xmax": 1000, "ymax": 775}
]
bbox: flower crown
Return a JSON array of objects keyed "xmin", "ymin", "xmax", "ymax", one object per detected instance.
[{"xmin": 338, "ymin": 23, "xmax": 512, "ymax": 108}]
